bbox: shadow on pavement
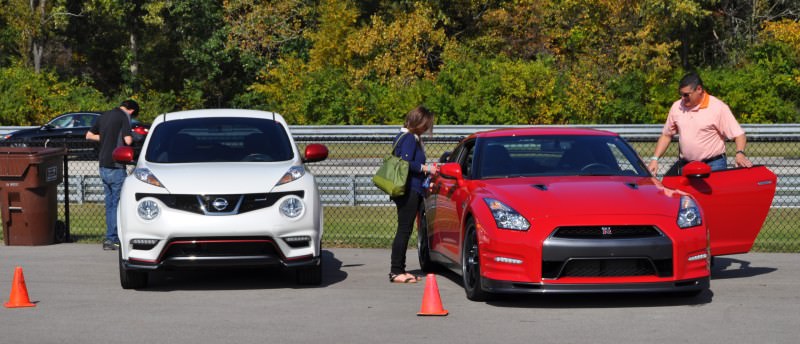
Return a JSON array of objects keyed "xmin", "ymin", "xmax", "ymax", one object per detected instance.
[
  {"xmin": 424, "ymin": 268, "xmax": 713, "ymax": 309},
  {"xmin": 710, "ymin": 256, "xmax": 777, "ymax": 280},
  {"xmin": 137, "ymin": 250, "xmax": 347, "ymax": 291}
]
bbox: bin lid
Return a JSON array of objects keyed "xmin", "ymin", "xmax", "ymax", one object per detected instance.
[{"xmin": 0, "ymin": 147, "xmax": 67, "ymax": 178}]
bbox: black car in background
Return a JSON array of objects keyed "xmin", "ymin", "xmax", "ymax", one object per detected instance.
[{"xmin": 1, "ymin": 112, "xmax": 149, "ymax": 158}]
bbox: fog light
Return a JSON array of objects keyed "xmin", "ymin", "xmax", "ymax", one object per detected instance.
[
  {"xmin": 131, "ymin": 238, "xmax": 159, "ymax": 250},
  {"xmin": 283, "ymin": 235, "xmax": 311, "ymax": 248},
  {"xmin": 279, "ymin": 197, "xmax": 304, "ymax": 218},
  {"xmin": 137, "ymin": 199, "xmax": 160, "ymax": 220},
  {"xmin": 688, "ymin": 253, "xmax": 708, "ymax": 262},
  {"xmin": 494, "ymin": 256, "xmax": 523, "ymax": 265}
]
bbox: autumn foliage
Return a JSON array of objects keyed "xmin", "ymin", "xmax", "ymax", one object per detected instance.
[{"xmin": 0, "ymin": 0, "xmax": 798, "ymax": 125}]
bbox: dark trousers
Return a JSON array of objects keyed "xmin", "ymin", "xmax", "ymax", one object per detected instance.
[{"xmin": 390, "ymin": 191, "xmax": 422, "ymax": 275}]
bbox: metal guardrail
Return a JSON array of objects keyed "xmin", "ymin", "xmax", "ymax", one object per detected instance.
[
  {"xmin": 6, "ymin": 124, "xmax": 797, "ymax": 249},
  {"xmin": 56, "ymin": 174, "xmax": 393, "ymax": 206},
  {"xmin": 288, "ymin": 124, "xmax": 800, "ymax": 139},
  {"xmin": 36, "ymin": 123, "xmax": 800, "ymax": 208},
  {"xmin": 57, "ymin": 172, "xmax": 800, "ymax": 208},
  {"xmin": 0, "ymin": 126, "xmax": 36, "ymax": 136},
  {"xmin": 6, "ymin": 124, "xmax": 800, "ymax": 138}
]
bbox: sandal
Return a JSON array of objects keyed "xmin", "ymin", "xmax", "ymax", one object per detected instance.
[{"xmin": 389, "ymin": 273, "xmax": 418, "ymax": 284}]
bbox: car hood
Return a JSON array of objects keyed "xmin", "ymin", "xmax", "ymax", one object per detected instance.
[
  {"xmin": 140, "ymin": 161, "xmax": 300, "ymax": 194},
  {"xmin": 478, "ymin": 176, "xmax": 683, "ymax": 218},
  {"xmin": 4, "ymin": 126, "xmax": 53, "ymax": 139}
]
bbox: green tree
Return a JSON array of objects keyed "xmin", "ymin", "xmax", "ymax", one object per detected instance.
[
  {"xmin": 346, "ymin": 2, "xmax": 448, "ymax": 87},
  {"xmin": 223, "ymin": 0, "xmax": 315, "ymax": 73},
  {"xmin": 1, "ymin": 0, "xmax": 79, "ymax": 73},
  {"xmin": 0, "ymin": 66, "xmax": 108, "ymax": 125}
]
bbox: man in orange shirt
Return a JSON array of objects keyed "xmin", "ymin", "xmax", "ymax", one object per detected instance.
[{"xmin": 648, "ymin": 73, "xmax": 753, "ymax": 174}]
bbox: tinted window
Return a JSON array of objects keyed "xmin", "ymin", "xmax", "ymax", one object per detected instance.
[
  {"xmin": 49, "ymin": 113, "xmax": 97, "ymax": 128},
  {"xmin": 145, "ymin": 117, "xmax": 293, "ymax": 163},
  {"xmin": 476, "ymin": 135, "xmax": 648, "ymax": 178}
]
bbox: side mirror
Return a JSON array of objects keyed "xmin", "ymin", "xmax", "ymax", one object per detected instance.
[
  {"xmin": 112, "ymin": 146, "xmax": 135, "ymax": 164},
  {"xmin": 303, "ymin": 143, "xmax": 328, "ymax": 163},
  {"xmin": 682, "ymin": 161, "xmax": 711, "ymax": 178},
  {"xmin": 440, "ymin": 162, "xmax": 463, "ymax": 180}
]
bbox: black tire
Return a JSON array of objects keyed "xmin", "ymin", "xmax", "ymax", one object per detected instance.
[
  {"xmin": 119, "ymin": 251, "xmax": 148, "ymax": 289},
  {"xmin": 296, "ymin": 259, "xmax": 323, "ymax": 285},
  {"xmin": 417, "ymin": 211, "xmax": 435, "ymax": 273},
  {"xmin": 462, "ymin": 219, "xmax": 490, "ymax": 301}
]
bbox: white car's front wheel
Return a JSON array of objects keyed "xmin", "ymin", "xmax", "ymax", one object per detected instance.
[
  {"xmin": 119, "ymin": 251, "xmax": 149, "ymax": 289},
  {"xmin": 295, "ymin": 258, "xmax": 322, "ymax": 285}
]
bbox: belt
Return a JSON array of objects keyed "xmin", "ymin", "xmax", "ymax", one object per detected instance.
[
  {"xmin": 702, "ymin": 154, "xmax": 726, "ymax": 163},
  {"xmin": 681, "ymin": 154, "xmax": 725, "ymax": 164}
]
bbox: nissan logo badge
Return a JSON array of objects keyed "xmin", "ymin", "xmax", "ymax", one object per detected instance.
[{"xmin": 212, "ymin": 198, "xmax": 229, "ymax": 211}]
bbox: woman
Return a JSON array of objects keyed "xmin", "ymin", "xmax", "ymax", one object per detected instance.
[{"xmin": 389, "ymin": 105, "xmax": 438, "ymax": 284}]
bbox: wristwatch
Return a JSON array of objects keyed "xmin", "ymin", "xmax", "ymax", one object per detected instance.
[{"xmin": 736, "ymin": 150, "xmax": 746, "ymax": 156}]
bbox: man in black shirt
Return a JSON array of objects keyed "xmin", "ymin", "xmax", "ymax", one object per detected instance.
[{"xmin": 86, "ymin": 100, "xmax": 138, "ymax": 250}]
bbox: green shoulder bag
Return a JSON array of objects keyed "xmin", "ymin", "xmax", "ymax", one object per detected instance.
[{"xmin": 372, "ymin": 133, "xmax": 410, "ymax": 197}]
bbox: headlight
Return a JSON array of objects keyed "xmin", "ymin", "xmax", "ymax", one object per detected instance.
[
  {"xmin": 484, "ymin": 198, "xmax": 530, "ymax": 231},
  {"xmin": 279, "ymin": 196, "xmax": 305, "ymax": 218},
  {"xmin": 137, "ymin": 199, "xmax": 160, "ymax": 220},
  {"xmin": 677, "ymin": 195, "xmax": 702, "ymax": 228},
  {"xmin": 133, "ymin": 168, "xmax": 165, "ymax": 188},
  {"xmin": 275, "ymin": 166, "xmax": 305, "ymax": 186}
]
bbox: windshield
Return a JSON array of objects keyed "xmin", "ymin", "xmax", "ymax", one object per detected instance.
[
  {"xmin": 476, "ymin": 135, "xmax": 649, "ymax": 178},
  {"xmin": 145, "ymin": 117, "xmax": 293, "ymax": 163}
]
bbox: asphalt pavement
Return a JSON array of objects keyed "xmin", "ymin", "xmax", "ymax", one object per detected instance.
[{"xmin": 1, "ymin": 244, "xmax": 799, "ymax": 344}]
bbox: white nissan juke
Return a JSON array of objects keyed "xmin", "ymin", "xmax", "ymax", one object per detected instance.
[{"xmin": 112, "ymin": 109, "xmax": 328, "ymax": 289}]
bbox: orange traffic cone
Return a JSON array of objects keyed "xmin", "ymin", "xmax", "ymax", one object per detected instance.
[
  {"xmin": 4, "ymin": 266, "xmax": 36, "ymax": 308},
  {"xmin": 417, "ymin": 273, "xmax": 448, "ymax": 316}
]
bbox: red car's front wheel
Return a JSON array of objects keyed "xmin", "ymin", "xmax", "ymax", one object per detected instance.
[{"xmin": 462, "ymin": 218, "xmax": 489, "ymax": 301}]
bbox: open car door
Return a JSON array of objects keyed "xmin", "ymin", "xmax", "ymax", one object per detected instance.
[{"xmin": 662, "ymin": 164, "xmax": 777, "ymax": 256}]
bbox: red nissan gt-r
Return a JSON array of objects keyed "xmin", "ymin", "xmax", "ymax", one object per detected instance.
[{"xmin": 418, "ymin": 128, "xmax": 776, "ymax": 301}]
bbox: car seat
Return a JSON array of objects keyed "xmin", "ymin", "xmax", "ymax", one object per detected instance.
[{"xmin": 481, "ymin": 145, "xmax": 514, "ymax": 177}]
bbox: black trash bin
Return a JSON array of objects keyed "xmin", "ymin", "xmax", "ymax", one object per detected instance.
[{"xmin": 0, "ymin": 147, "xmax": 66, "ymax": 245}]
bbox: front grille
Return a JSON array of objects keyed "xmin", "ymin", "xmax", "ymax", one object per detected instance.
[
  {"xmin": 136, "ymin": 191, "xmax": 304, "ymax": 215},
  {"xmin": 563, "ymin": 258, "xmax": 654, "ymax": 277},
  {"xmin": 161, "ymin": 237, "xmax": 279, "ymax": 260},
  {"xmin": 542, "ymin": 258, "xmax": 673, "ymax": 279},
  {"xmin": 552, "ymin": 225, "xmax": 662, "ymax": 239}
]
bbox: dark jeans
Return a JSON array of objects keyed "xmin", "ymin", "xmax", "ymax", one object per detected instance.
[
  {"xmin": 390, "ymin": 191, "xmax": 422, "ymax": 275},
  {"xmin": 100, "ymin": 167, "xmax": 126, "ymax": 243}
]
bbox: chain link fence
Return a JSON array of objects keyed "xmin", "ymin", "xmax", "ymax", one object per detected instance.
[{"xmin": 2, "ymin": 125, "xmax": 799, "ymax": 252}]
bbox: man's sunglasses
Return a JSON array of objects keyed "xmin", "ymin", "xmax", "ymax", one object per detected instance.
[{"xmin": 680, "ymin": 88, "xmax": 698, "ymax": 98}]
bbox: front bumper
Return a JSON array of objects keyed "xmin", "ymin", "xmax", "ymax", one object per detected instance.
[
  {"xmin": 118, "ymin": 182, "xmax": 324, "ymax": 266},
  {"xmin": 481, "ymin": 276, "xmax": 709, "ymax": 294},
  {"xmin": 475, "ymin": 214, "xmax": 710, "ymax": 291},
  {"xmin": 123, "ymin": 237, "xmax": 320, "ymax": 271}
]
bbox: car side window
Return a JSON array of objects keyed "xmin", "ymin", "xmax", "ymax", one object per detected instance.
[
  {"xmin": 456, "ymin": 140, "xmax": 476, "ymax": 178},
  {"xmin": 50, "ymin": 115, "xmax": 74, "ymax": 128}
]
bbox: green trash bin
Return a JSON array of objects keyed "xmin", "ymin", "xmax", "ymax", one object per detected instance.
[{"xmin": 0, "ymin": 147, "xmax": 66, "ymax": 245}]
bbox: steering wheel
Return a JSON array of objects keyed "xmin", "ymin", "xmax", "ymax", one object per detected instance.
[{"xmin": 580, "ymin": 163, "xmax": 612, "ymax": 172}]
